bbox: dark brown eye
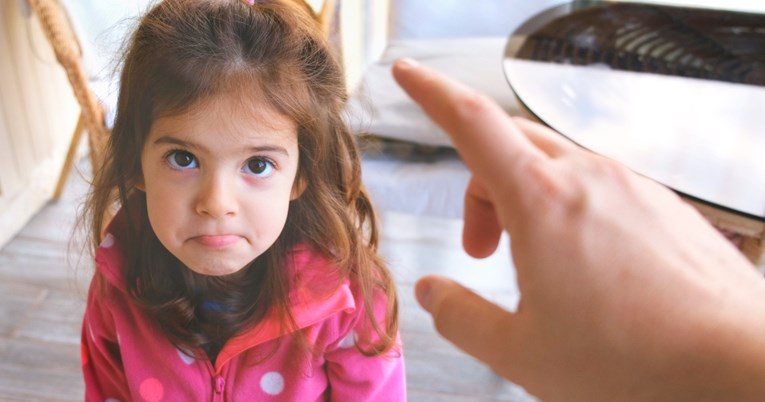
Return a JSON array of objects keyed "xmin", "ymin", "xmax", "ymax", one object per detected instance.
[
  {"xmin": 167, "ymin": 151, "xmax": 197, "ymax": 169},
  {"xmin": 245, "ymin": 158, "xmax": 273, "ymax": 176}
]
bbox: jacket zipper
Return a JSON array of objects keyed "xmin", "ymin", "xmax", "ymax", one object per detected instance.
[{"xmin": 207, "ymin": 360, "xmax": 226, "ymax": 402}]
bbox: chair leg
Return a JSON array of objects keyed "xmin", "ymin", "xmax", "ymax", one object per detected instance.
[{"xmin": 53, "ymin": 112, "xmax": 85, "ymax": 200}]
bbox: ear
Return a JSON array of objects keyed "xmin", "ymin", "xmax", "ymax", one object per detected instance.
[{"xmin": 290, "ymin": 176, "xmax": 307, "ymax": 200}]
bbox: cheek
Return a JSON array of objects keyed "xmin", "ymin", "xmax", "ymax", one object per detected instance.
[
  {"xmin": 268, "ymin": 196, "xmax": 292, "ymax": 223},
  {"xmin": 247, "ymin": 189, "xmax": 293, "ymax": 236},
  {"xmin": 144, "ymin": 185, "xmax": 187, "ymax": 238}
]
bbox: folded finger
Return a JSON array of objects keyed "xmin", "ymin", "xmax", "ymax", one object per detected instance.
[{"xmin": 462, "ymin": 178, "xmax": 503, "ymax": 258}]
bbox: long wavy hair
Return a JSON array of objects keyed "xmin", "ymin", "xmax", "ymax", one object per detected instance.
[{"xmin": 82, "ymin": 0, "xmax": 397, "ymax": 360}]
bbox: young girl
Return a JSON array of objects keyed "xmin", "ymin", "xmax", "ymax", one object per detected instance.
[{"xmin": 80, "ymin": 0, "xmax": 405, "ymax": 400}]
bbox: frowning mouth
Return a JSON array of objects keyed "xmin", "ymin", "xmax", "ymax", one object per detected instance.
[{"xmin": 191, "ymin": 235, "xmax": 241, "ymax": 249}]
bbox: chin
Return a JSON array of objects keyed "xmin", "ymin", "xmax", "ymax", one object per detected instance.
[{"xmin": 185, "ymin": 260, "xmax": 251, "ymax": 277}]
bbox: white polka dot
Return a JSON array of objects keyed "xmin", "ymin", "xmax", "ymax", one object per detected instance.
[
  {"xmin": 177, "ymin": 347, "xmax": 195, "ymax": 365},
  {"xmin": 105, "ymin": 399, "xmax": 121, "ymax": 402},
  {"xmin": 338, "ymin": 330, "xmax": 357, "ymax": 349},
  {"xmin": 100, "ymin": 233, "xmax": 115, "ymax": 248},
  {"xmin": 260, "ymin": 371, "xmax": 284, "ymax": 395}
]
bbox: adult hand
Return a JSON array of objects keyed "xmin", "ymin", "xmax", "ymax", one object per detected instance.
[{"xmin": 392, "ymin": 58, "xmax": 765, "ymax": 402}]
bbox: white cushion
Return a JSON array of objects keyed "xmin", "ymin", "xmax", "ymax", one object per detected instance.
[{"xmin": 345, "ymin": 37, "xmax": 522, "ymax": 147}]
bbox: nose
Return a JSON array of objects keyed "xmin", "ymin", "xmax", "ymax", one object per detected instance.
[{"xmin": 195, "ymin": 172, "xmax": 238, "ymax": 218}]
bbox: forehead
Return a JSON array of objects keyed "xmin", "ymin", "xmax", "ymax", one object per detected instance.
[{"xmin": 149, "ymin": 91, "xmax": 298, "ymax": 144}]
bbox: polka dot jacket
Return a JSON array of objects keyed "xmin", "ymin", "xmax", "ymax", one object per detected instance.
[{"xmin": 81, "ymin": 210, "xmax": 406, "ymax": 401}]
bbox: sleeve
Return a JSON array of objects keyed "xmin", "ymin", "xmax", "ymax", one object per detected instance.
[
  {"xmin": 81, "ymin": 274, "xmax": 132, "ymax": 402},
  {"xmin": 324, "ymin": 291, "xmax": 407, "ymax": 402}
]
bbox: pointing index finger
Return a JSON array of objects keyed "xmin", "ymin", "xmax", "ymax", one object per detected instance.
[{"xmin": 391, "ymin": 58, "xmax": 546, "ymax": 206}]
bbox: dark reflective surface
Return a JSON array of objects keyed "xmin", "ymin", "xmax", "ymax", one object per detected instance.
[
  {"xmin": 511, "ymin": 2, "xmax": 765, "ymax": 86},
  {"xmin": 504, "ymin": 1, "xmax": 765, "ymax": 220}
]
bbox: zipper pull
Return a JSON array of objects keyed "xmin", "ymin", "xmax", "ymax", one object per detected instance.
[{"xmin": 215, "ymin": 375, "xmax": 225, "ymax": 394}]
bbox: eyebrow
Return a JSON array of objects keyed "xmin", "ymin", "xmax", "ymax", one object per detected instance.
[{"xmin": 152, "ymin": 136, "xmax": 291, "ymax": 156}]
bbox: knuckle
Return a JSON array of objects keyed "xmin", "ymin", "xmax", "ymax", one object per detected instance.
[
  {"xmin": 599, "ymin": 156, "xmax": 631, "ymax": 180},
  {"xmin": 451, "ymin": 91, "xmax": 496, "ymax": 122},
  {"xmin": 524, "ymin": 158, "xmax": 575, "ymax": 204}
]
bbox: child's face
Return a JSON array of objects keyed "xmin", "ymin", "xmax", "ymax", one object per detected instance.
[{"xmin": 137, "ymin": 94, "xmax": 302, "ymax": 276}]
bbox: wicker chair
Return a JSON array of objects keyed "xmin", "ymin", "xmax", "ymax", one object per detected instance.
[
  {"xmin": 27, "ymin": 0, "xmax": 338, "ymax": 200},
  {"xmin": 27, "ymin": 0, "xmax": 109, "ymax": 199}
]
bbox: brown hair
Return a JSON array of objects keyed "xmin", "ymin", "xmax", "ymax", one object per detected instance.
[{"xmin": 83, "ymin": 0, "xmax": 397, "ymax": 360}]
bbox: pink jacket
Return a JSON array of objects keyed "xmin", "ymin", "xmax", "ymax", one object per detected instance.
[{"xmin": 81, "ymin": 212, "xmax": 406, "ymax": 401}]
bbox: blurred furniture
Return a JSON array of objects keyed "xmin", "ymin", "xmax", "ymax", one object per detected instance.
[
  {"xmin": 313, "ymin": 0, "xmax": 338, "ymax": 36},
  {"xmin": 27, "ymin": 0, "xmax": 109, "ymax": 199},
  {"xmin": 0, "ymin": 0, "xmax": 80, "ymax": 249},
  {"xmin": 503, "ymin": 1, "xmax": 765, "ymax": 265}
]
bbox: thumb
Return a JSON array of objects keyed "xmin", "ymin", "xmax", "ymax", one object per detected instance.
[{"xmin": 415, "ymin": 275, "xmax": 518, "ymax": 374}]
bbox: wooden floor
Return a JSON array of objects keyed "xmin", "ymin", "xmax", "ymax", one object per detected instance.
[{"xmin": 0, "ymin": 161, "xmax": 537, "ymax": 402}]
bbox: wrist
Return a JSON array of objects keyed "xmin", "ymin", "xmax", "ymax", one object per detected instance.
[{"xmin": 687, "ymin": 275, "xmax": 765, "ymax": 400}]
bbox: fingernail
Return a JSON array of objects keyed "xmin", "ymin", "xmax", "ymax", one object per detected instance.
[{"xmin": 395, "ymin": 57, "xmax": 420, "ymax": 69}]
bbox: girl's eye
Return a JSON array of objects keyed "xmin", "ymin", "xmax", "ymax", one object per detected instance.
[
  {"xmin": 244, "ymin": 157, "xmax": 274, "ymax": 177},
  {"xmin": 167, "ymin": 151, "xmax": 198, "ymax": 169}
]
